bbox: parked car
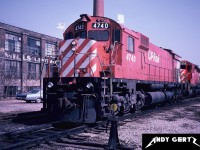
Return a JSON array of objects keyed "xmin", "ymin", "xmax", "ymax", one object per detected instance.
[
  {"xmin": 16, "ymin": 89, "xmax": 43, "ymax": 103},
  {"xmin": 16, "ymin": 92, "xmax": 27, "ymax": 100}
]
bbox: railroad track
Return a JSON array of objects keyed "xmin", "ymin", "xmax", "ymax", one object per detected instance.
[
  {"xmin": 0, "ymin": 118, "xmax": 134, "ymax": 150},
  {"xmin": 0, "ymin": 122, "xmax": 87, "ymax": 150},
  {"xmin": 0, "ymin": 96, "xmax": 199, "ymax": 150},
  {"xmin": 0, "ymin": 111, "xmax": 48, "ymax": 124}
]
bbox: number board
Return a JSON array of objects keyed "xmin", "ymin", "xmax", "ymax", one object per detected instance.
[
  {"xmin": 74, "ymin": 23, "xmax": 85, "ymax": 31},
  {"xmin": 92, "ymin": 23, "xmax": 110, "ymax": 29}
]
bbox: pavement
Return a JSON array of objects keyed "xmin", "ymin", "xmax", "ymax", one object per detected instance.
[{"xmin": 0, "ymin": 98, "xmax": 42, "ymax": 115}]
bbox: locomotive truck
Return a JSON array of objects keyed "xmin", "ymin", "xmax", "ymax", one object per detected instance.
[{"xmin": 42, "ymin": 0, "xmax": 200, "ymax": 123}]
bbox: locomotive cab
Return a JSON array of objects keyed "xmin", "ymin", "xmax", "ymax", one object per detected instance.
[
  {"xmin": 180, "ymin": 60, "xmax": 200, "ymax": 96},
  {"xmin": 64, "ymin": 14, "xmax": 121, "ymax": 45},
  {"xmin": 180, "ymin": 61, "xmax": 192, "ymax": 83},
  {"xmin": 60, "ymin": 14, "xmax": 123, "ymax": 78}
]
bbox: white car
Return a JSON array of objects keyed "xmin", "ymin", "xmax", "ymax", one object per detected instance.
[{"xmin": 25, "ymin": 89, "xmax": 43, "ymax": 103}]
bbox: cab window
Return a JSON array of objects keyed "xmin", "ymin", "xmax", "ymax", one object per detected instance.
[
  {"xmin": 75, "ymin": 31, "xmax": 87, "ymax": 38},
  {"xmin": 187, "ymin": 65, "xmax": 192, "ymax": 72},
  {"xmin": 65, "ymin": 32, "xmax": 73, "ymax": 40},
  {"xmin": 112, "ymin": 29, "xmax": 120, "ymax": 44},
  {"xmin": 127, "ymin": 36, "xmax": 135, "ymax": 53},
  {"xmin": 180, "ymin": 65, "xmax": 186, "ymax": 69},
  {"xmin": 88, "ymin": 30, "xmax": 109, "ymax": 41},
  {"xmin": 180, "ymin": 62, "xmax": 186, "ymax": 69}
]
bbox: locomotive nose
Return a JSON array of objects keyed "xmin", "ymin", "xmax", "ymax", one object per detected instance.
[{"xmin": 59, "ymin": 38, "xmax": 110, "ymax": 78}]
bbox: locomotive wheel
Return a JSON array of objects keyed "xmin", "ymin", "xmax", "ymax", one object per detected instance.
[
  {"xmin": 129, "ymin": 104, "xmax": 136, "ymax": 114},
  {"xmin": 118, "ymin": 105, "xmax": 125, "ymax": 116}
]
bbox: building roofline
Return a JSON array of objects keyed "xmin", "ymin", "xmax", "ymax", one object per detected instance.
[{"xmin": 0, "ymin": 21, "xmax": 62, "ymax": 41}]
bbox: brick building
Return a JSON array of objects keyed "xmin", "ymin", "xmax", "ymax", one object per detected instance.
[{"xmin": 0, "ymin": 22, "xmax": 61, "ymax": 98}]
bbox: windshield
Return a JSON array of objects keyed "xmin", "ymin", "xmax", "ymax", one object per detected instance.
[
  {"xmin": 28, "ymin": 89, "xmax": 40, "ymax": 94},
  {"xmin": 180, "ymin": 62, "xmax": 186, "ymax": 69},
  {"xmin": 65, "ymin": 32, "xmax": 73, "ymax": 40},
  {"xmin": 75, "ymin": 31, "xmax": 87, "ymax": 38},
  {"xmin": 65, "ymin": 30, "xmax": 109, "ymax": 41},
  {"xmin": 88, "ymin": 30, "xmax": 109, "ymax": 41}
]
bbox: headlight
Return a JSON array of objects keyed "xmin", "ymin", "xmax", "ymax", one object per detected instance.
[
  {"xmin": 72, "ymin": 41, "xmax": 76, "ymax": 46},
  {"xmin": 72, "ymin": 46, "xmax": 76, "ymax": 52},
  {"xmin": 47, "ymin": 82, "xmax": 54, "ymax": 88},
  {"xmin": 86, "ymin": 82, "xmax": 93, "ymax": 89},
  {"xmin": 86, "ymin": 82, "xmax": 94, "ymax": 92},
  {"xmin": 71, "ymin": 40, "xmax": 78, "ymax": 52}
]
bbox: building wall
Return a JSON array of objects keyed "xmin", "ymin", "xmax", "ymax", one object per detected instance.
[
  {"xmin": 0, "ymin": 27, "xmax": 5, "ymax": 98},
  {"xmin": 0, "ymin": 22, "xmax": 61, "ymax": 98}
]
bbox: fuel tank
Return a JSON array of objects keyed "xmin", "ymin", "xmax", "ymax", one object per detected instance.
[
  {"xmin": 145, "ymin": 92, "xmax": 165, "ymax": 106},
  {"xmin": 193, "ymin": 89, "xmax": 200, "ymax": 96},
  {"xmin": 163, "ymin": 91, "xmax": 174, "ymax": 102}
]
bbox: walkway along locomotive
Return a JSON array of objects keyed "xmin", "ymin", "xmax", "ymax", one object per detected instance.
[{"xmin": 43, "ymin": 7, "xmax": 200, "ymax": 123}]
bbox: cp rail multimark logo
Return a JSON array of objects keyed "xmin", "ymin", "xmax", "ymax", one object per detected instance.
[{"xmin": 142, "ymin": 134, "xmax": 200, "ymax": 150}]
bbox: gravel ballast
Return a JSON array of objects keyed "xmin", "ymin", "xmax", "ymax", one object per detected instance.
[
  {"xmin": 81, "ymin": 98, "xmax": 200, "ymax": 149},
  {"xmin": 0, "ymin": 98, "xmax": 200, "ymax": 149}
]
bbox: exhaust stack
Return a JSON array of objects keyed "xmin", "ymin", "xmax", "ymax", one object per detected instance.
[{"xmin": 93, "ymin": 0, "xmax": 104, "ymax": 17}]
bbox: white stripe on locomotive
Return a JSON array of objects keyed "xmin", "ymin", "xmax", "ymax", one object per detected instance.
[{"xmin": 62, "ymin": 40, "xmax": 96, "ymax": 77}]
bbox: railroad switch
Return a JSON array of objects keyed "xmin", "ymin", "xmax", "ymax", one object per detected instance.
[
  {"xmin": 106, "ymin": 116, "xmax": 135, "ymax": 150},
  {"xmin": 106, "ymin": 117, "xmax": 120, "ymax": 150}
]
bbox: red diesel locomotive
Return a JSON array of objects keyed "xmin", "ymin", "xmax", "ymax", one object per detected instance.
[{"xmin": 43, "ymin": 1, "xmax": 200, "ymax": 123}]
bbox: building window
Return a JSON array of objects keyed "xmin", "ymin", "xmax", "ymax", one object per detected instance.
[
  {"xmin": 5, "ymin": 33, "xmax": 21, "ymax": 52},
  {"xmin": 28, "ymin": 63, "xmax": 40, "ymax": 79},
  {"xmin": 5, "ymin": 60, "xmax": 21, "ymax": 78},
  {"xmin": 45, "ymin": 64, "xmax": 54, "ymax": 77},
  {"xmin": 27, "ymin": 86, "xmax": 40, "ymax": 91},
  {"xmin": 27, "ymin": 38, "xmax": 41, "ymax": 56},
  {"xmin": 4, "ymin": 86, "xmax": 17, "ymax": 97},
  {"xmin": 45, "ymin": 42, "xmax": 56, "ymax": 57},
  {"xmin": 127, "ymin": 36, "xmax": 134, "ymax": 52}
]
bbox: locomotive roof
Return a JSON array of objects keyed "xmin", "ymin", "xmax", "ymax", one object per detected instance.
[
  {"xmin": 182, "ymin": 60, "xmax": 200, "ymax": 69},
  {"xmin": 64, "ymin": 14, "xmax": 184, "ymax": 63}
]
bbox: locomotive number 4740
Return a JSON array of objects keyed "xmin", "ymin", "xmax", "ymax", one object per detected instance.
[
  {"xmin": 126, "ymin": 54, "xmax": 136, "ymax": 63},
  {"xmin": 92, "ymin": 23, "xmax": 109, "ymax": 29}
]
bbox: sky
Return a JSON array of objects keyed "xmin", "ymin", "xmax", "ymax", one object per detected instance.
[{"xmin": 0, "ymin": 0, "xmax": 200, "ymax": 66}]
